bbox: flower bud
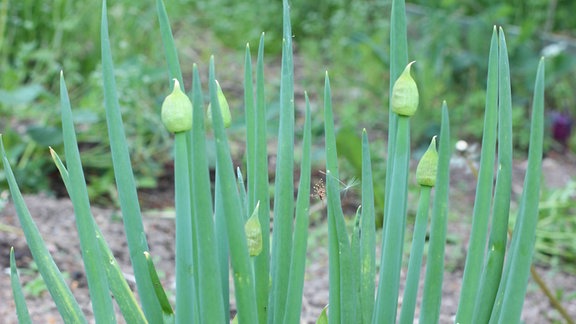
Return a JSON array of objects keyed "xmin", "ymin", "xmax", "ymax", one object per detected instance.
[
  {"xmin": 245, "ymin": 202, "xmax": 262, "ymax": 257},
  {"xmin": 416, "ymin": 136, "xmax": 438, "ymax": 187},
  {"xmin": 161, "ymin": 79, "xmax": 193, "ymax": 133},
  {"xmin": 206, "ymin": 80, "xmax": 232, "ymax": 128},
  {"xmin": 391, "ymin": 61, "xmax": 419, "ymax": 117}
]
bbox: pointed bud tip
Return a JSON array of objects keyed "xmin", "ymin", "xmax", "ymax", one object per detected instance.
[{"xmin": 391, "ymin": 61, "xmax": 419, "ymax": 117}]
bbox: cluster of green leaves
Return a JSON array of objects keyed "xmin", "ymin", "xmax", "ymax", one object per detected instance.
[
  {"xmin": 532, "ymin": 181, "xmax": 576, "ymax": 274},
  {"xmin": 2, "ymin": 0, "xmax": 553, "ymax": 324}
]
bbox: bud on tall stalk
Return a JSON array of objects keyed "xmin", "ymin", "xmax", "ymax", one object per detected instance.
[
  {"xmin": 417, "ymin": 136, "xmax": 439, "ymax": 187},
  {"xmin": 161, "ymin": 79, "xmax": 193, "ymax": 133},
  {"xmin": 392, "ymin": 61, "xmax": 419, "ymax": 117},
  {"xmin": 207, "ymin": 80, "xmax": 232, "ymax": 128}
]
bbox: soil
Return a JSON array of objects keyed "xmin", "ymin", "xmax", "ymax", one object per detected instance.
[{"xmin": 1, "ymin": 155, "xmax": 575, "ymax": 324}]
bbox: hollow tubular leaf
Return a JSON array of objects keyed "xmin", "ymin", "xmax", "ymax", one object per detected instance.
[
  {"xmin": 383, "ymin": 0, "xmax": 409, "ymax": 230},
  {"xmin": 189, "ymin": 64, "xmax": 226, "ymax": 323},
  {"xmin": 209, "ymin": 57, "xmax": 258, "ymax": 323},
  {"xmin": 10, "ymin": 247, "xmax": 32, "ymax": 324},
  {"xmin": 1, "ymin": 137, "xmax": 87, "ymax": 324},
  {"xmin": 324, "ymin": 73, "xmax": 356, "ymax": 323},
  {"xmin": 156, "ymin": 0, "xmax": 183, "ymax": 87},
  {"xmin": 144, "ymin": 252, "xmax": 174, "ymax": 317},
  {"xmin": 494, "ymin": 57, "xmax": 545, "ymax": 324},
  {"xmin": 50, "ymin": 148, "xmax": 147, "ymax": 323},
  {"xmin": 456, "ymin": 26, "xmax": 499, "ymax": 322},
  {"xmin": 420, "ymin": 102, "xmax": 451, "ymax": 324},
  {"xmin": 270, "ymin": 1, "xmax": 295, "ymax": 322},
  {"xmin": 359, "ymin": 130, "xmax": 376, "ymax": 323},
  {"xmin": 283, "ymin": 93, "xmax": 312, "ymax": 324},
  {"xmin": 101, "ymin": 1, "xmax": 161, "ymax": 320},
  {"xmin": 60, "ymin": 72, "xmax": 115, "ymax": 323},
  {"xmin": 253, "ymin": 34, "xmax": 271, "ymax": 324},
  {"xmin": 472, "ymin": 28, "xmax": 513, "ymax": 322}
]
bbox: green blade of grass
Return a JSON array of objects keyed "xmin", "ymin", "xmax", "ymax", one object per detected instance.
[
  {"xmin": 50, "ymin": 148, "xmax": 147, "ymax": 323},
  {"xmin": 472, "ymin": 27, "xmax": 513, "ymax": 322},
  {"xmin": 282, "ymin": 93, "xmax": 312, "ymax": 324},
  {"xmin": 253, "ymin": 33, "xmax": 271, "ymax": 324},
  {"xmin": 324, "ymin": 73, "xmax": 356, "ymax": 323},
  {"xmin": 494, "ymin": 57, "xmax": 545, "ymax": 324},
  {"xmin": 190, "ymin": 63, "xmax": 225, "ymax": 323},
  {"xmin": 10, "ymin": 247, "xmax": 32, "ymax": 324},
  {"xmin": 399, "ymin": 185, "xmax": 432, "ymax": 324},
  {"xmin": 373, "ymin": 114, "xmax": 411, "ymax": 323},
  {"xmin": 173, "ymin": 131, "xmax": 195, "ymax": 322},
  {"xmin": 419, "ymin": 102, "xmax": 451, "ymax": 324},
  {"xmin": 270, "ymin": 1, "xmax": 296, "ymax": 322},
  {"xmin": 384, "ymin": 0, "xmax": 409, "ymax": 230},
  {"xmin": 360, "ymin": 129, "xmax": 376, "ymax": 323},
  {"xmin": 59, "ymin": 72, "xmax": 115, "ymax": 323},
  {"xmin": 1, "ymin": 137, "xmax": 87, "ymax": 324},
  {"xmin": 100, "ymin": 1, "xmax": 161, "ymax": 321},
  {"xmin": 455, "ymin": 26, "xmax": 499, "ymax": 322},
  {"xmin": 209, "ymin": 56, "xmax": 258, "ymax": 323},
  {"xmin": 156, "ymin": 0, "xmax": 183, "ymax": 87}
]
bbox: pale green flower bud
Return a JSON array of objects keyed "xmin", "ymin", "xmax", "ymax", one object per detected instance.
[
  {"xmin": 245, "ymin": 202, "xmax": 262, "ymax": 257},
  {"xmin": 391, "ymin": 61, "xmax": 419, "ymax": 117},
  {"xmin": 206, "ymin": 80, "xmax": 232, "ymax": 128},
  {"xmin": 416, "ymin": 136, "xmax": 438, "ymax": 187},
  {"xmin": 161, "ymin": 79, "xmax": 193, "ymax": 133}
]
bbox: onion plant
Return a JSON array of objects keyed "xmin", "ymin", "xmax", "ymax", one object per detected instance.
[{"xmin": 2, "ymin": 0, "xmax": 548, "ymax": 323}]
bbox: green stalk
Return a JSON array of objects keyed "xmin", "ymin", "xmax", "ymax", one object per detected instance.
[
  {"xmin": 1, "ymin": 140, "xmax": 87, "ymax": 324},
  {"xmin": 399, "ymin": 185, "xmax": 432, "ymax": 324},
  {"xmin": 50, "ymin": 149, "xmax": 147, "ymax": 323},
  {"xmin": 419, "ymin": 102, "xmax": 451, "ymax": 324},
  {"xmin": 209, "ymin": 57, "xmax": 258, "ymax": 323},
  {"xmin": 60, "ymin": 72, "xmax": 115, "ymax": 323},
  {"xmin": 324, "ymin": 73, "xmax": 356, "ymax": 323},
  {"xmin": 472, "ymin": 28, "xmax": 513, "ymax": 322},
  {"xmin": 493, "ymin": 57, "xmax": 545, "ymax": 324},
  {"xmin": 455, "ymin": 27, "xmax": 499, "ymax": 322},
  {"xmin": 101, "ymin": 1, "xmax": 161, "ymax": 321},
  {"xmin": 270, "ymin": 1, "xmax": 295, "ymax": 322},
  {"xmin": 10, "ymin": 247, "xmax": 32, "ymax": 324},
  {"xmin": 190, "ymin": 64, "xmax": 225, "ymax": 323},
  {"xmin": 373, "ymin": 115, "xmax": 410, "ymax": 323},
  {"xmin": 282, "ymin": 93, "xmax": 312, "ymax": 324},
  {"xmin": 174, "ymin": 132, "xmax": 195, "ymax": 323},
  {"xmin": 384, "ymin": 0, "xmax": 409, "ymax": 229},
  {"xmin": 253, "ymin": 33, "xmax": 271, "ymax": 324},
  {"xmin": 359, "ymin": 130, "xmax": 376, "ymax": 323}
]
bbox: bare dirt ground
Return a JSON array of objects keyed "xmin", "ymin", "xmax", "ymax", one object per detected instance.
[{"xmin": 1, "ymin": 156, "xmax": 575, "ymax": 323}]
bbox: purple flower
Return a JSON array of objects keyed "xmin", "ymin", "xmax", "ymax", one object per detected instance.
[{"xmin": 551, "ymin": 111, "xmax": 573, "ymax": 146}]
